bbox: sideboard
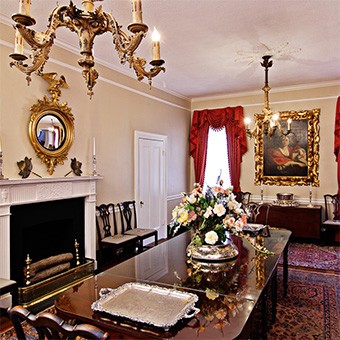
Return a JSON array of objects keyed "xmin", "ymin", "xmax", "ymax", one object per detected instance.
[{"xmin": 256, "ymin": 204, "xmax": 322, "ymax": 240}]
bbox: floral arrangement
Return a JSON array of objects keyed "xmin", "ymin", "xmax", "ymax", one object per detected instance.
[{"xmin": 170, "ymin": 182, "xmax": 273, "ymax": 255}]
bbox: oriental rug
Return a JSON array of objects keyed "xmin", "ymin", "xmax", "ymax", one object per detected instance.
[
  {"xmin": 279, "ymin": 242, "xmax": 340, "ymax": 272},
  {"xmin": 267, "ymin": 268, "xmax": 340, "ymax": 340}
]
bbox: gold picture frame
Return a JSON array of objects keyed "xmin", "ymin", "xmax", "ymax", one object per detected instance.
[{"xmin": 254, "ymin": 109, "xmax": 320, "ymax": 186}]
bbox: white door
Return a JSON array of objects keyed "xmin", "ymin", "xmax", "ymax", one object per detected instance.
[{"xmin": 134, "ymin": 131, "xmax": 167, "ymax": 241}]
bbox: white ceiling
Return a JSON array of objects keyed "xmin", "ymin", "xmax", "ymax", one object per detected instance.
[{"xmin": 1, "ymin": 0, "xmax": 340, "ymax": 99}]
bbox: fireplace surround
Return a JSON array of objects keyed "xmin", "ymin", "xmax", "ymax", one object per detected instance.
[{"xmin": 0, "ymin": 176, "xmax": 101, "ymax": 307}]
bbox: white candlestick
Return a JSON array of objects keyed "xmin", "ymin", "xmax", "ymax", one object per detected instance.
[
  {"xmin": 132, "ymin": 0, "xmax": 143, "ymax": 24},
  {"xmin": 0, "ymin": 137, "xmax": 2, "ymax": 153},
  {"xmin": 93, "ymin": 137, "xmax": 96, "ymax": 156}
]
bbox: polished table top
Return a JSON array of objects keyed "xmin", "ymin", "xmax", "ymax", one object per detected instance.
[{"xmin": 55, "ymin": 229, "xmax": 291, "ymax": 339}]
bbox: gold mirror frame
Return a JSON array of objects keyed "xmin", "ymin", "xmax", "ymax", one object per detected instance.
[
  {"xmin": 29, "ymin": 74, "xmax": 74, "ymax": 175},
  {"xmin": 254, "ymin": 109, "xmax": 320, "ymax": 186}
]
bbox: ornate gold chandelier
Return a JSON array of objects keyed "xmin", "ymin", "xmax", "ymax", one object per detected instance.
[
  {"xmin": 244, "ymin": 55, "xmax": 291, "ymax": 138},
  {"xmin": 9, "ymin": 0, "xmax": 165, "ymax": 98}
]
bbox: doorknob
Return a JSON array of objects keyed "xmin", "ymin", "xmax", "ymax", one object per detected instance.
[{"xmin": 140, "ymin": 201, "xmax": 144, "ymax": 206}]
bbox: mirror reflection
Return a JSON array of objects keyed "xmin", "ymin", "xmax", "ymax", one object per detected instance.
[{"xmin": 36, "ymin": 114, "xmax": 66, "ymax": 151}]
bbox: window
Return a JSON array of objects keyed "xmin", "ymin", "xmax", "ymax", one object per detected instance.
[{"xmin": 203, "ymin": 127, "xmax": 231, "ymax": 192}]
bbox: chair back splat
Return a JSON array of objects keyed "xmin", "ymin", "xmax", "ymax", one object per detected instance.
[
  {"xmin": 8, "ymin": 305, "xmax": 110, "ymax": 339},
  {"xmin": 324, "ymin": 194, "xmax": 340, "ymax": 221},
  {"xmin": 235, "ymin": 191, "xmax": 251, "ymax": 208},
  {"xmin": 118, "ymin": 200, "xmax": 158, "ymax": 251},
  {"xmin": 119, "ymin": 200, "xmax": 137, "ymax": 232}
]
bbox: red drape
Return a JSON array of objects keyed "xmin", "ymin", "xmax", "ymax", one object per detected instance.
[
  {"xmin": 334, "ymin": 97, "xmax": 340, "ymax": 193},
  {"xmin": 189, "ymin": 106, "xmax": 247, "ymax": 192}
]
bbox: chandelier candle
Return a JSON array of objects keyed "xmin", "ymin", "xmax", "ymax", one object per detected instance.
[
  {"xmin": 132, "ymin": 0, "xmax": 143, "ymax": 24},
  {"xmin": 152, "ymin": 28, "xmax": 161, "ymax": 61},
  {"xmin": 19, "ymin": 0, "xmax": 30, "ymax": 16}
]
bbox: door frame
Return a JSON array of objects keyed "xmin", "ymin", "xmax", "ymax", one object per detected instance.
[{"xmin": 134, "ymin": 131, "xmax": 168, "ymax": 238}]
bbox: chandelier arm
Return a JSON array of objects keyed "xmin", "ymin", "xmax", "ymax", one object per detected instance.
[
  {"xmin": 131, "ymin": 56, "xmax": 165, "ymax": 87},
  {"xmin": 104, "ymin": 12, "xmax": 146, "ymax": 63}
]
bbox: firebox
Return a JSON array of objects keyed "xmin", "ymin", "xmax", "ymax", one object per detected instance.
[{"xmin": 10, "ymin": 197, "xmax": 85, "ymax": 286}]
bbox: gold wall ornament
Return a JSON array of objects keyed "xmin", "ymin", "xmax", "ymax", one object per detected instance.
[
  {"xmin": 9, "ymin": 0, "xmax": 165, "ymax": 98},
  {"xmin": 254, "ymin": 109, "xmax": 320, "ymax": 187},
  {"xmin": 29, "ymin": 73, "xmax": 74, "ymax": 175}
]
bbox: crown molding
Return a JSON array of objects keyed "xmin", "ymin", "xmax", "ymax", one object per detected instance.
[{"xmin": 191, "ymin": 80, "xmax": 340, "ymax": 103}]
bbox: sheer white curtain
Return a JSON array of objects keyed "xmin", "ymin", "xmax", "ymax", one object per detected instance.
[{"xmin": 203, "ymin": 127, "xmax": 231, "ymax": 192}]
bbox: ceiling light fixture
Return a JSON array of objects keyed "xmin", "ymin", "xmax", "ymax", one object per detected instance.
[
  {"xmin": 244, "ymin": 55, "xmax": 291, "ymax": 138},
  {"xmin": 9, "ymin": 0, "xmax": 165, "ymax": 98}
]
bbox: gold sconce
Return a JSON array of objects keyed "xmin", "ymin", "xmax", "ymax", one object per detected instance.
[
  {"xmin": 244, "ymin": 56, "xmax": 291, "ymax": 138},
  {"xmin": 9, "ymin": 0, "xmax": 165, "ymax": 98}
]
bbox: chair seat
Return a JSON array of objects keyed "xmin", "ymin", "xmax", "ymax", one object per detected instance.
[
  {"xmin": 125, "ymin": 228, "xmax": 157, "ymax": 237},
  {"xmin": 102, "ymin": 234, "xmax": 138, "ymax": 245},
  {"xmin": 323, "ymin": 219, "xmax": 340, "ymax": 225}
]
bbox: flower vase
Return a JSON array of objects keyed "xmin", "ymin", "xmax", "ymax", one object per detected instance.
[{"xmin": 186, "ymin": 236, "xmax": 239, "ymax": 265}]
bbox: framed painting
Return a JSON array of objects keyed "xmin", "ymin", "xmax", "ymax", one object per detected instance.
[{"xmin": 254, "ymin": 109, "xmax": 320, "ymax": 186}]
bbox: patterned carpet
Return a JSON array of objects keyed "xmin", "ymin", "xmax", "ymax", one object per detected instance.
[
  {"xmin": 279, "ymin": 242, "xmax": 340, "ymax": 272},
  {"xmin": 268, "ymin": 268, "xmax": 340, "ymax": 339}
]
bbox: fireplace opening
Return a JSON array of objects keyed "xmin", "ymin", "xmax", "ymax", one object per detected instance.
[{"xmin": 10, "ymin": 197, "xmax": 85, "ymax": 286}]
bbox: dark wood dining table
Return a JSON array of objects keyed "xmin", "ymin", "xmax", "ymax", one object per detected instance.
[{"xmin": 55, "ymin": 228, "xmax": 291, "ymax": 339}]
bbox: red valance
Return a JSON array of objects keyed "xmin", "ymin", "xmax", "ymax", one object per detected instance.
[{"xmin": 189, "ymin": 106, "xmax": 247, "ymax": 192}]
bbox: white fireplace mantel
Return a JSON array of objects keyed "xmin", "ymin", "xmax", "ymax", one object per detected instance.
[{"xmin": 0, "ymin": 176, "xmax": 102, "ymax": 281}]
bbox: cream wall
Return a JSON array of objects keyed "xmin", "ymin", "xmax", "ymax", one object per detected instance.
[
  {"xmin": 0, "ymin": 23, "xmax": 192, "ymax": 223},
  {"xmin": 192, "ymin": 83, "xmax": 340, "ymax": 205}
]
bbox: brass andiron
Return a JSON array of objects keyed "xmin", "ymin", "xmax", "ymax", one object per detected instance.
[
  {"xmin": 75, "ymin": 239, "xmax": 80, "ymax": 266},
  {"xmin": 9, "ymin": 0, "xmax": 165, "ymax": 98},
  {"xmin": 25, "ymin": 254, "xmax": 32, "ymax": 286}
]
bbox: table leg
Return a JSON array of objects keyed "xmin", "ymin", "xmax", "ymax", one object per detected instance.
[
  {"xmin": 271, "ymin": 268, "xmax": 277, "ymax": 323},
  {"xmin": 283, "ymin": 242, "xmax": 289, "ymax": 297}
]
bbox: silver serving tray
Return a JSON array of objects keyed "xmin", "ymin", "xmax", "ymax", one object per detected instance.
[{"xmin": 91, "ymin": 282, "xmax": 199, "ymax": 330}]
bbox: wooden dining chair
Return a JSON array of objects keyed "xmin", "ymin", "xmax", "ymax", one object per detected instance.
[
  {"xmin": 321, "ymin": 194, "xmax": 340, "ymax": 244},
  {"xmin": 234, "ymin": 191, "xmax": 251, "ymax": 208},
  {"xmin": 8, "ymin": 305, "xmax": 110, "ymax": 339},
  {"xmin": 118, "ymin": 200, "xmax": 158, "ymax": 251},
  {"xmin": 96, "ymin": 203, "xmax": 139, "ymax": 268}
]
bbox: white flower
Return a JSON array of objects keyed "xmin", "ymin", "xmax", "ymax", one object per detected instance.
[
  {"xmin": 213, "ymin": 203, "xmax": 226, "ymax": 217},
  {"xmin": 203, "ymin": 206, "xmax": 213, "ymax": 219},
  {"xmin": 187, "ymin": 195, "xmax": 196, "ymax": 204},
  {"xmin": 205, "ymin": 230, "xmax": 218, "ymax": 245},
  {"xmin": 234, "ymin": 219, "xmax": 244, "ymax": 232}
]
